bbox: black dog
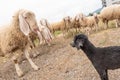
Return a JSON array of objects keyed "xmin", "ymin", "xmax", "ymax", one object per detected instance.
[{"xmin": 70, "ymin": 34, "xmax": 120, "ymax": 80}]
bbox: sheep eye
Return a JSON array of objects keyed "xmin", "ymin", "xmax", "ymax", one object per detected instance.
[{"xmin": 24, "ymin": 17, "xmax": 27, "ymax": 19}]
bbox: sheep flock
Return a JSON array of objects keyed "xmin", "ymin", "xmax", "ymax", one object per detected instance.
[
  {"xmin": 0, "ymin": 4, "xmax": 120, "ymax": 79},
  {"xmin": 50, "ymin": 4, "xmax": 120, "ymax": 36}
]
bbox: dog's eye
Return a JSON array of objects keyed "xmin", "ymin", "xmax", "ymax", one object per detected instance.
[
  {"xmin": 76, "ymin": 39, "xmax": 81, "ymax": 42},
  {"xmin": 77, "ymin": 39, "xmax": 81, "ymax": 41}
]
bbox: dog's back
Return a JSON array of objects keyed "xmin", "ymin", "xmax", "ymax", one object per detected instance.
[{"xmin": 96, "ymin": 46, "xmax": 120, "ymax": 69}]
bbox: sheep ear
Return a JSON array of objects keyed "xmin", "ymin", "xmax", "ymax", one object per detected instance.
[
  {"xmin": 93, "ymin": 13, "xmax": 97, "ymax": 19},
  {"xmin": 97, "ymin": 15, "xmax": 101, "ymax": 19},
  {"xmin": 19, "ymin": 14, "xmax": 30, "ymax": 36},
  {"xmin": 12, "ymin": 15, "xmax": 15, "ymax": 18}
]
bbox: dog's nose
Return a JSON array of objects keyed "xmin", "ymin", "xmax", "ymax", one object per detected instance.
[{"xmin": 70, "ymin": 41, "xmax": 75, "ymax": 47}]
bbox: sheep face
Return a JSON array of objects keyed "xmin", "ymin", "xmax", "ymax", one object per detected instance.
[
  {"xmin": 23, "ymin": 11, "xmax": 38, "ymax": 31},
  {"xmin": 19, "ymin": 10, "xmax": 38, "ymax": 36},
  {"xmin": 70, "ymin": 34, "xmax": 87, "ymax": 50},
  {"xmin": 63, "ymin": 16, "xmax": 72, "ymax": 23},
  {"xmin": 40, "ymin": 19, "xmax": 47, "ymax": 26}
]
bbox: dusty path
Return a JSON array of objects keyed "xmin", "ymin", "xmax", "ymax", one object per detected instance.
[{"xmin": 1, "ymin": 28, "xmax": 120, "ymax": 80}]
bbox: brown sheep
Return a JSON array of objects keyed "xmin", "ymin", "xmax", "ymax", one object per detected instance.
[
  {"xmin": 0, "ymin": 9, "xmax": 41, "ymax": 77},
  {"xmin": 28, "ymin": 32, "xmax": 39, "ymax": 48},
  {"xmin": 50, "ymin": 20, "xmax": 65, "ymax": 34},
  {"xmin": 72, "ymin": 14, "xmax": 82, "ymax": 32},
  {"xmin": 79, "ymin": 13, "xmax": 99, "ymax": 35},
  {"xmin": 63, "ymin": 16, "xmax": 73, "ymax": 33}
]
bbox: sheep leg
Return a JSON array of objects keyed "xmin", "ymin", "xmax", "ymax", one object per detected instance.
[
  {"xmin": 24, "ymin": 49, "xmax": 39, "ymax": 70},
  {"xmin": 62, "ymin": 29, "xmax": 66, "ymax": 38},
  {"xmin": 105, "ymin": 20, "xmax": 108, "ymax": 29},
  {"xmin": 44, "ymin": 32, "xmax": 51, "ymax": 46},
  {"xmin": 77, "ymin": 28, "xmax": 79, "ymax": 33},
  {"xmin": 78, "ymin": 27, "xmax": 81, "ymax": 33},
  {"xmin": 75, "ymin": 28, "xmax": 77, "ymax": 33},
  {"xmin": 41, "ymin": 31, "xmax": 49, "ymax": 45},
  {"xmin": 87, "ymin": 28, "xmax": 90, "ymax": 34},
  {"xmin": 37, "ymin": 31, "xmax": 43, "ymax": 45},
  {"xmin": 118, "ymin": 18, "xmax": 120, "ymax": 27},
  {"xmin": 85, "ymin": 27, "xmax": 90, "ymax": 35},
  {"xmin": 12, "ymin": 50, "xmax": 24, "ymax": 77},
  {"xmin": 115, "ymin": 20, "xmax": 118, "ymax": 28},
  {"xmin": 76, "ymin": 28, "xmax": 78, "ymax": 33},
  {"xmin": 13, "ymin": 59, "xmax": 24, "ymax": 77},
  {"xmin": 95, "ymin": 23, "xmax": 98, "ymax": 32},
  {"xmin": 116, "ymin": 19, "xmax": 120, "ymax": 28},
  {"xmin": 96, "ymin": 69, "xmax": 108, "ymax": 80},
  {"xmin": 48, "ymin": 28, "xmax": 54, "ymax": 39},
  {"xmin": 28, "ymin": 36, "xmax": 35, "ymax": 49}
]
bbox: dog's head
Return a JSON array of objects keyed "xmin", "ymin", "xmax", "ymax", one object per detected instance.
[{"xmin": 70, "ymin": 34, "xmax": 88, "ymax": 50}]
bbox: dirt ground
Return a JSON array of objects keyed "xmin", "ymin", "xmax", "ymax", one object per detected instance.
[{"xmin": 1, "ymin": 28, "xmax": 120, "ymax": 80}]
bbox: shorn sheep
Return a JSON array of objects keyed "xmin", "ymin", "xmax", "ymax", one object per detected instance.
[
  {"xmin": 28, "ymin": 18, "xmax": 53, "ymax": 47},
  {"xmin": 40, "ymin": 18, "xmax": 51, "ymax": 29},
  {"xmin": 71, "ymin": 34, "xmax": 120, "ymax": 80},
  {"xmin": 39, "ymin": 19, "xmax": 54, "ymax": 45},
  {"xmin": 0, "ymin": 9, "xmax": 41, "ymax": 77},
  {"xmin": 63, "ymin": 16, "xmax": 73, "ymax": 33},
  {"xmin": 98, "ymin": 4, "xmax": 120, "ymax": 28}
]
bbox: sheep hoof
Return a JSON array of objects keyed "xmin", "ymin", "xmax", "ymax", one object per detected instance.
[
  {"xmin": 33, "ymin": 66, "xmax": 40, "ymax": 71},
  {"xmin": 17, "ymin": 70, "xmax": 24, "ymax": 77}
]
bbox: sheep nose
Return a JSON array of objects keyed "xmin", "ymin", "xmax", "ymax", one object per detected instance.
[{"xmin": 70, "ymin": 41, "xmax": 75, "ymax": 47}]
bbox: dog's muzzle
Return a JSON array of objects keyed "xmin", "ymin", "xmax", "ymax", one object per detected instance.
[{"xmin": 70, "ymin": 41, "xmax": 75, "ymax": 47}]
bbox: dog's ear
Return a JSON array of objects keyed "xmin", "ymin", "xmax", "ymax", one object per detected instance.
[
  {"xmin": 74, "ymin": 35, "xmax": 78, "ymax": 41},
  {"xmin": 19, "ymin": 14, "xmax": 30, "ymax": 36},
  {"xmin": 75, "ymin": 34, "xmax": 88, "ymax": 43},
  {"xmin": 84, "ymin": 35, "xmax": 88, "ymax": 40}
]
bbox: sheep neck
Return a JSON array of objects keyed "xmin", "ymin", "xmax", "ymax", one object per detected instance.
[
  {"xmin": 11, "ymin": 15, "xmax": 20, "ymax": 31},
  {"xmin": 81, "ymin": 39, "xmax": 96, "ymax": 60}
]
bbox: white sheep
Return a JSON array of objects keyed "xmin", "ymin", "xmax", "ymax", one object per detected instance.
[
  {"xmin": 0, "ymin": 9, "xmax": 41, "ymax": 77},
  {"xmin": 98, "ymin": 4, "xmax": 120, "ymax": 28},
  {"xmin": 39, "ymin": 19, "xmax": 54, "ymax": 45}
]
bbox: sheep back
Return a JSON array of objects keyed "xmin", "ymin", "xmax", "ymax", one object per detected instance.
[
  {"xmin": 0, "ymin": 10, "xmax": 28, "ymax": 55},
  {"xmin": 100, "ymin": 4, "xmax": 120, "ymax": 20}
]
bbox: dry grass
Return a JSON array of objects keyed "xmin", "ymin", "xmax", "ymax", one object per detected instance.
[
  {"xmin": 54, "ymin": 30, "xmax": 62, "ymax": 36},
  {"xmin": 0, "ymin": 20, "xmax": 120, "ymax": 80},
  {"xmin": 63, "ymin": 20, "xmax": 117, "ymax": 39}
]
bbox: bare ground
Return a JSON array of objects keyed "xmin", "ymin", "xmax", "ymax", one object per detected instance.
[{"xmin": 1, "ymin": 28, "xmax": 120, "ymax": 80}]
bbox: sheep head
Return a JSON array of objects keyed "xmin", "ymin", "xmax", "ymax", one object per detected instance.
[
  {"xmin": 40, "ymin": 19, "xmax": 47, "ymax": 26},
  {"xmin": 74, "ymin": 13, "xmax": 85, "ymax": 24},
  {"xmin": 72, "ymin": 15, "xmax": 81, "ymax": 28},
  {"xmin": 96, "ymin": 14, "xmax": 102, "ymax": 21},
  {"xmin": 63, "ymin": 16, "xmax": 72, "ymax": 23},
  {"xmin": 18, "ymin": 9, "xmax": 38, "ymax": 36},
  {"xmin": 93, "ymin": 13, "xmax": 99, "ymax": 22}
]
